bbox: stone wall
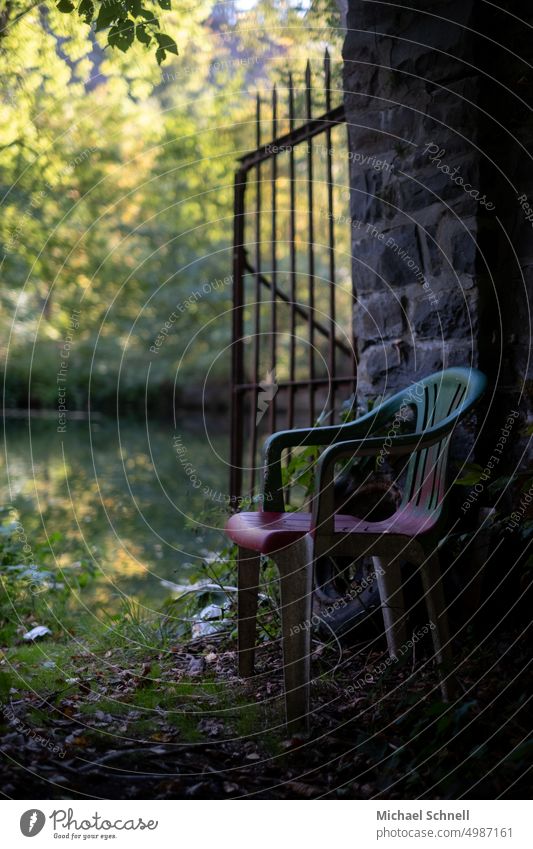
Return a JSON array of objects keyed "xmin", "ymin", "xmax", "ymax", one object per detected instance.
[{"xmin": 342, "ymin": 0, "xmax": 533, "ymax": 464}]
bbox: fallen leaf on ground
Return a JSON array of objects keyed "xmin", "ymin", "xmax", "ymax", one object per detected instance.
[{"xmin": 187, "ymin": 657, "xmax": 205, "ymax": 675}]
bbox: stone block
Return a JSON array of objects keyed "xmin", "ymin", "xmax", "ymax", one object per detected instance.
[
  {"xmin": 408, "ymin": 284, "xmax": 476, "ymax": 340},
  {"xmin": 354, "ymin": 291, "xmax": 405, "ymax": 346},
  {"xmin": 356, "ymin": 342, "xmax": 405, "ymax": 396}
]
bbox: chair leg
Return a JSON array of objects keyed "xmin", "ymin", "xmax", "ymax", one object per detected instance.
[
  {"xmin": 274, "ymin": 538, "xmax": 313, "ymax": 735},
  {"xmin": 237, "ymin": 547, "xmax": 261, "ymax": 678},
  {"xmin": 420, "ymin": 550, "xmax": 457, "ymax": 702},
  {"xmin": 373, "ymin": 554, "xmax": 407, "ymax": 658}
]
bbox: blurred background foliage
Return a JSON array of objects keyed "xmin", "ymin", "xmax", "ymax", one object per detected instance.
[{"xmin": 1, "ymin": 0, "xmax": 344, "ymax": 415}]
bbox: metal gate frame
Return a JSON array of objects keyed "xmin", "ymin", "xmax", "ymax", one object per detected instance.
[{"xmin": 230, "ymin": 51, "xmax": 357, "ymax": 503}]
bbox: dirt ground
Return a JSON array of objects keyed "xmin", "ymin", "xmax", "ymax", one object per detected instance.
[{"xmin": 1, "ymin": 625, "xmax": 530, "ymax": 800}]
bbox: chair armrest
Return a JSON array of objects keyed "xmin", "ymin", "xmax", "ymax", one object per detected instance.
[
  {"xmin": 311, "ymin": 427, "xmax": 450, "ymax": 533},
  {"xmin": 262, "ymin": 425, "xmax": 351, "ymax": 511},
  {"xmin": 262, "ymin": 412, "xmax": 387, "ymax": 511}
]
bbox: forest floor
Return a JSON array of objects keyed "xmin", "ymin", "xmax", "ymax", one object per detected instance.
[{"xmin": 0, "ymin": 620, "xmax": 530, "ymax": 800}]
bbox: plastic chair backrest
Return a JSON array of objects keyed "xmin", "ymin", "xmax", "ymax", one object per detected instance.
[{"xmin": 392, "ymin": 368, "xmax": 487, "ymax": 514}]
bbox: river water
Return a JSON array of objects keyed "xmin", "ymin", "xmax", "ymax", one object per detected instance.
[{"xmin": 1, "ymin": 416, "xmax": 231, "ymax": 610}]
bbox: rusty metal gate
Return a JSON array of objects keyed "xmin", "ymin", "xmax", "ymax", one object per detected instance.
[{"xmin": 230, "ymin": 51, "xmax": 357, "ymax": 503}]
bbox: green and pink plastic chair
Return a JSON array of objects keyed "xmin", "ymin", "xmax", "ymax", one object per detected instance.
[{"xmin": 225, "ymin": 367, "xmax": 487, "ymax": 733}]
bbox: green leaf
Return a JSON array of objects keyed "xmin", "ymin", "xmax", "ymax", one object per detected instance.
[
  {"xmin": 78, "ymin": 0, "xmax": 94, "ymax": 24},
  {"xmin": 455, "ymin": 462, "xmax": 484, "ymax": 486},
  {"xmin": 154, "ymin": 32, "xmax": 178, "ymax": 53},
  {"xmin": 158, "ymin": 0, "xmax": 171, "ymax": 8},
  {"xmin": 108, "ymin": 20, "xmax": 135, "ymax": 52},
  {"xmin": 139, "ymin": 7, "xmax": 159, "ymax": 23},
  {"xmin": 95, "ymin": 1, "xmax": 124, "ymax": 31},
  {"xmin": 124, "ymin": 0, "xmax": 143, "ymax": 15},
  {"xmin": 136, "ymin": 24, "xmax": 152, "ymax": 45},
  {"xmin": 154, "ymin": 31, "xmax": 178, "ymax": 64},
  {"xmin": 57, "ymin": 0, "xmax": 75, "ymax": 11}
]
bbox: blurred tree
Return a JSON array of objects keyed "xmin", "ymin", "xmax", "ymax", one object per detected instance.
[
  {"xmin": 0, "ymin": 0, "xmax": 343, "ymax": 413},
  {"xmin": 0, "ymin": 0, "xmax": 178, "ymax": 63}
]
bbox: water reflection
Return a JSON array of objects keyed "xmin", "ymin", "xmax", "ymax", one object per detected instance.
[{"xmin": 1, "ymin": 416, "xmax": 230, "ymax": 609}]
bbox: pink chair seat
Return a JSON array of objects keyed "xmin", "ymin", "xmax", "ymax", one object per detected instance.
[{"xmin": 225, "ymin": 506, "xmax": 436, "ymax": 555}]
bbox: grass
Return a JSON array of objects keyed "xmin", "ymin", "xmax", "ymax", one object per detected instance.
[
  {"xmin": 1, "ymin": 508, "xmax": 531, "ymax": 798},
  {"xmin": 2, "ymin": 624, "xmax": 283, "ymax": 754},
  {"xmin": 1, "ymin": 615, "xmax": 531, "ymax": 798}
]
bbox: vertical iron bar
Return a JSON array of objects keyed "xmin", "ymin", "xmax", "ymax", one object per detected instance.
[
  {"xmin": 324, "ymin": 49, "xmax": 336, "ymax": 421},
  {"xmin": 249, "ymin": 94, "xmax": 262, "ymax": 494},
  {"xmin": 269, "ymin": 85, "xmax": 278, "ymax": 433},
  {"xmin": 230, "ymin": 167, "xmax": 247, "ymax": 504},
  {"xmin": 350, "ymin": 129, "xmax": 358, "ymax": 401},
  {"xmin": 305, "ymin": 60, "xmax": 316, "ymax": 426},
  {"xmin": 288, "ymin": 73, "xmax": 296, "ymax": 431}
]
